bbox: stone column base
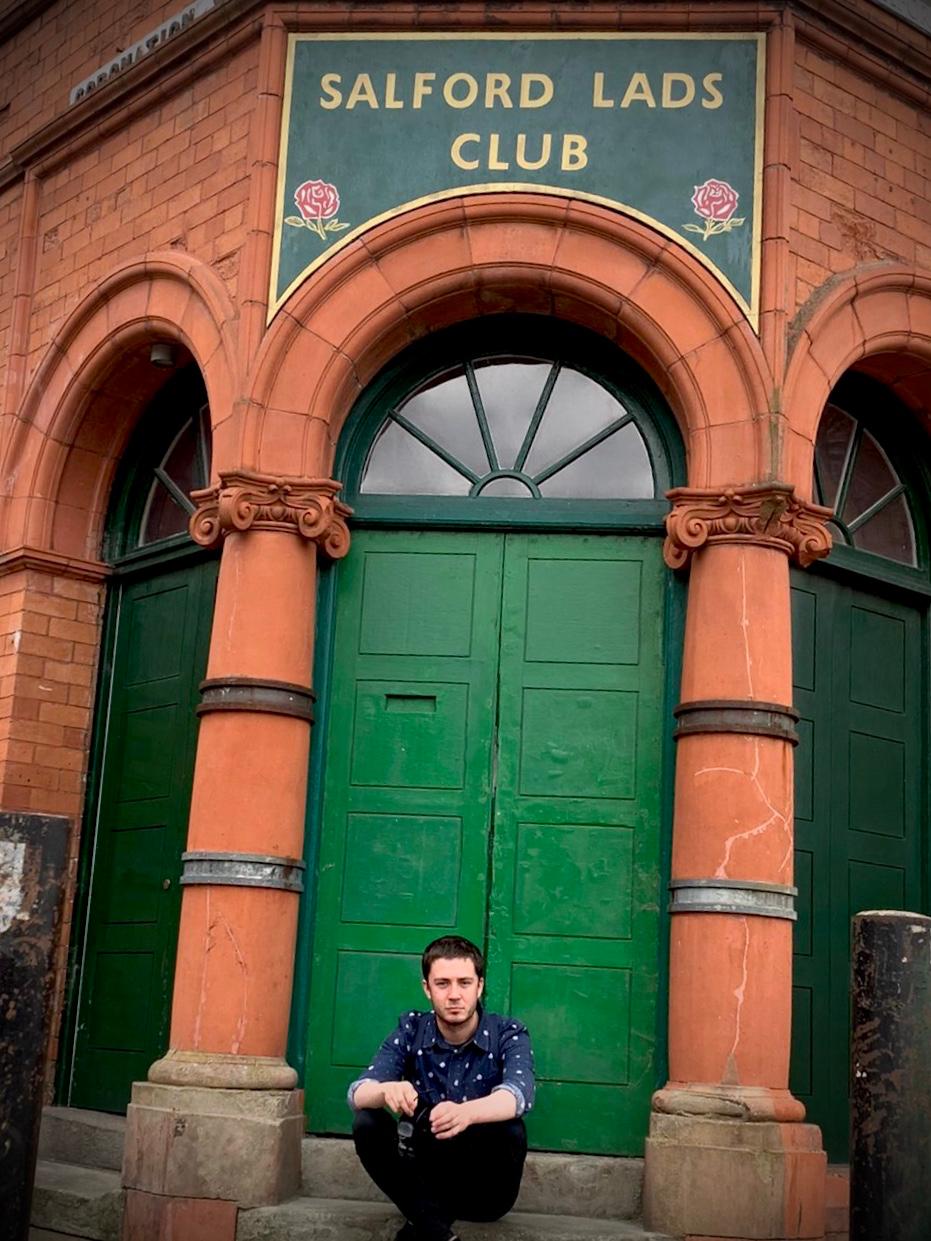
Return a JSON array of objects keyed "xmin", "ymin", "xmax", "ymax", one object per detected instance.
[
  {"xmin": 122, "ymin": 1081, "xmax": 303, "ymax": 1211},
  {"xmin": 123, "ymin": 1190, "xmax": 238, "ymax": 1241},
  {"xmin": 643, "ymin": 1113, "xmax": 826, "ymax": 1239}
]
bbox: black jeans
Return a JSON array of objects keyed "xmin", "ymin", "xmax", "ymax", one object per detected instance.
[{"xmin": 352, "ymin": 1107, "xmax": 527, "ymax": 1239}]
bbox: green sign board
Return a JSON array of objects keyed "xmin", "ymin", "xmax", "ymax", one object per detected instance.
[{"xmin": 271, "ymin": 34, "xmax": 764, "ymax": 325}]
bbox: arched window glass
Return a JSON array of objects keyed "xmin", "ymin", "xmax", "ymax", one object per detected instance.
[
  {"xmin": 814, "ymin": 401, "xmax": 916, "ymax": 566},
  {"xmin": 138, "ymin": 402, "xmax": 211, "ymax": 546},
  {"xmin": 361, "ymin": 354, "xmax": 657, "ymax": 500},
  {"xmin": 105, "ymin": 363, "xmax": 212, "ymax": 561}
]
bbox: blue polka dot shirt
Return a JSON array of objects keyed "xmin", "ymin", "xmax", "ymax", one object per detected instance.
[{"xmin": 349, "ymin": 1007, "xmax": 535, "ymax": 1117}]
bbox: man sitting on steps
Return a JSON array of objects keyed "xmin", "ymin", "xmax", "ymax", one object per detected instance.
[{"xmin": 349, "ymin": 935, "xmax": 535, "ymax": 1241}]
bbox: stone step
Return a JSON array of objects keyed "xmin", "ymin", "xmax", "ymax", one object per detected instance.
[
  {"xmin": 301, "ymin": 1137, "xmax": 643, "ymax": 1220},
  {"xmin": 39, "ymin": 1107, "xmax": 126, "ymax": 1172},
  {"xmin": 238, "ymin": 1197, "xmax": 677, "ymax": 1241},
  {"xmin": 30, "ymin": 1159, "xmax": 123, "ymax": 1241},
  {"xmin": 39, "ymin": 1108, "xmax": 645, "ymax": 1221},
  {"xmin": 825, "ymin": 1165, "xmax": 850, "ymax": 1241},
  {"xmin": 30, "ymin": 1155, "xmax": 669, "ymax": 1241}
]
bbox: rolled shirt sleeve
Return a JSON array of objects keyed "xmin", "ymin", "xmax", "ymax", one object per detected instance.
[
  {"xmin": 491, "ymin": 1020, "xmax": 535, "ymax": 1116},
  {"xmin": 347, "ymin": 1014, "xmax": 411, "ymax": 1110}
]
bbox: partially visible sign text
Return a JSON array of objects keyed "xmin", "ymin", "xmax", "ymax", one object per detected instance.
[{"xmin": 69, "ymin": 0, "xmax": 227, "ymax": 105}]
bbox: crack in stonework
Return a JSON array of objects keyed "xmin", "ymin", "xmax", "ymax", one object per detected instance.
[
  {"xmin": 697, "ymin": 740, "xmax": 792, "ymax": 879},
  {"xmin": 215, "ymin": 908, "xmax": 249, "ymax": 1055},
  {"xmin": 192, "ymin": 889, "xmax": 213, "ymax": 1048},
  {"xmin": 730, "ymin": 917, "xmax": 750, "ymax": 1064},
  {"xmin": 738, "ymin": 557, "xmax": 753, "ymax": 696}
]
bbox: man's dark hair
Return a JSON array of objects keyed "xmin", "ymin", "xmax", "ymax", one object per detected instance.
[{"xmin": 421, "ymin": 935, "xmax": 485, "ymax": 981}]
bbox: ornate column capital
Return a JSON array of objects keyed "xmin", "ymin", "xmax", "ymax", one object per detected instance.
[
  {"xmin": 189, "ymin": 470, "xmax": 352, "ymax": 560},
  {"xmin": 664, "ymin": 482, "xmax": 832, "ymax": 571}
]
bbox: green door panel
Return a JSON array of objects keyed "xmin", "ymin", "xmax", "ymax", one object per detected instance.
[
  {"xmin": 305, "ymin": 531, "xmax": 504, "ymax": 1132},
  {"xmin": 790, "ymin": 573, "xmax": 924, "ymax": 1160},
  {"xmin": 307, "ymin": 530, "xmax": 666, "ymax": 1154},
  {"xmin": 488, "ymin": 535, "xmax": 664, "ymax": 1154},
  {"xmin": 69, "ymin": 559, "xmax": 216, "ymax": 1112}
]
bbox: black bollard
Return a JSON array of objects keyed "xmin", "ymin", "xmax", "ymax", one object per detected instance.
[
  {"xmin": 0, "ymin": 812, "xmax": 69, "ymax": 1241},
  {"xmin": 850, "ymin": 910, "xmax": 931, "ymax": 1241}
]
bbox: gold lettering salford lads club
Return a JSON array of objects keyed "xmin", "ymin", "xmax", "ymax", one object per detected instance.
[{"xmin": 317, "ymin": 69, "xmax": 725, "ymax": 173}]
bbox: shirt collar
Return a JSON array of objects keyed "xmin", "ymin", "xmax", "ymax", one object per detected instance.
[{"xmin": 424, "ymin": 1005, "xmax": 491, "ymax": 1052}]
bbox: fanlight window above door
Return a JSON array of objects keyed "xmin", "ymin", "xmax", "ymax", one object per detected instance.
[
  {"xmin": 814, "ymin": 402, "xmax": 916, "ymax": 566},
  {"xmin": 360, "ymin": 357, "xmax": 657, "ymax": 500},
  {"xmin": 138, "ymin": 402, "xmax": 211, "ymax": 546}
]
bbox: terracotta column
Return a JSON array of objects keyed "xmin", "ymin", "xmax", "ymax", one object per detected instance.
[
  {"xmin": 644, "ymin": 484, "xmax": 833, "ymax": 1241},
  {"xmin": 121, "ymin": 471, "xmax": 350, "ymax": 1240}
]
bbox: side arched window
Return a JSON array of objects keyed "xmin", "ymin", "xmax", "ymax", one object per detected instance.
[
  {"xmin": 813, "ymin": 386, "xmax": 919, "ymax": 568},
  {"xmin": 106, "ymin": 365, "xmax": 212, "ymax": 561}
]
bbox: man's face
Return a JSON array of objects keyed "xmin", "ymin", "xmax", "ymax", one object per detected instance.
[{"xmin": 422, "ymin": 956, "xmax": 484, "ymax": 1028}]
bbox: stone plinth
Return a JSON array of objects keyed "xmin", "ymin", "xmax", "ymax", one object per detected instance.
[{"xmin": 643, "ymin": 1112, "xmax": 826, "ymax": 1239}]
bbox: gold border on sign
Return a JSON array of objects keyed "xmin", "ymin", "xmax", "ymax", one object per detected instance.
[{"xmin": 268, "ymin": 32, "xmax": 766, "ymax": 332}]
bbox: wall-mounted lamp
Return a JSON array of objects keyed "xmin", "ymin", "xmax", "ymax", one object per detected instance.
[{"xmin": 149, "ymin": 342, "xmax": 176, "ymax": 368}]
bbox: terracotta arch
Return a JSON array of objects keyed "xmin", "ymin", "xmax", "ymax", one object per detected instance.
[
  {"xmin": 784, "ymin": 265, "xmax": 931, "ymax": 499},
  {"xmin": 247, "ymin": 194, "xmax": 775, "ymax": 488},
  {"xmin": 2, "ymin": 252, "xmax": 242, "ymax": 560}
]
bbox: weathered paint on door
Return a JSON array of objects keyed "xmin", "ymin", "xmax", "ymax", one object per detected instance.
[
  {"xmin": 790, "ymin": 572, "xmax": 924, "ymax": 1160},
  {"xmin": 70, "ymin": 559, "xmax": 216, "ymax": 1112},
  {"xmin": 306, "ymin": 529, "xmax": 665, "ymax": 1153}
]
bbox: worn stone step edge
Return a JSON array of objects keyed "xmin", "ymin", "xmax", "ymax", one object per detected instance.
[
  {"xmin": 239, "ymin": 1196, "xmax": 677, "ymax": 1241},
  {"xmin": 39, "ymin": 1107, "xmax": 126, "ymax": 1172},
  {"xmin": 301, "ymin": 1136, "xmax": 643, "ymax": 1220},
  {"xmin": 39, "ymin": 1109, "xmax": 644, "ymax": 1222},
  {"xmin": 30, "ymin": 1229, "xmax": 88, "ymax": 1241},
  {"xmin": 30, "ymin": 1158, "xmax": 668, "ymax": 1241},
  {"xmin": 30, "ymin": 1160, "xmax": 123, "ymax": 1241}
]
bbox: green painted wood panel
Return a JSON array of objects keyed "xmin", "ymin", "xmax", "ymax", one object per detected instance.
[
  {"xmin": 307, "ymin": 529, "xmax": 666, "ymax": 1154},
  {"xmin": 305, "ymin": 531, "xmax": 504, "ymax": 1132},
  {"xmin": 488, "ymin": 535, "xmax": 665, "ymax": 1154},
  {"xmin": 790, "ymin": 572, "xmax": 925, "ymax": 1160},
  {"xmin": 70, "ymin": 558, "xmax": 216, "ymax": 1112}
]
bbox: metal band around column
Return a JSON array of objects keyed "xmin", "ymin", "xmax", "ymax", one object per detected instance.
[
  {"xmin": 669, "ymin": 878, "xmax": 797, "ymax": 921},
  {"xmin": 180, "ymin": 851, "xmax": 305, "ymax": 893},
  {"xmin": 674, "ymin": 699, "xmax": 799, "ymax": 745},
  {"xmin": 197, "ymin": 677, "xmax": 315, "ymax": 722}
]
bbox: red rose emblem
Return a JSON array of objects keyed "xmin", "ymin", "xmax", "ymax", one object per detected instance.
[
  {"xmin": 691, "ymin": 179, "xmax": 739, "ymax": 223},
  {"xmin": 295, "ymin": 179, "xmax": 340, "ymax": 222},
  {"xmin": 683, "ymin": 179, "xmax": 745, "ymax": 243},
  {"xmin": 285, "ymin": 176, "xmax": 350, "ymax": 244}
]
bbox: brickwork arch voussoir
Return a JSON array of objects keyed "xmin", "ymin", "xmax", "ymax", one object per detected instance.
[
  {"xmin": 249, "ymin": 194, "xmax": 774, "ymax": 487},
  {"xmin": 783, "ymin": 267, "xmax": 931, "ymax": 496},
  {"xmin": 3, "ymin": 252, "xmax": 241, "ymax": 557}
]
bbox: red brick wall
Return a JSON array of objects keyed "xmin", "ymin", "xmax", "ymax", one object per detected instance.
[
  {"xmin": 0, "ymin": 180, "xmax": 24, "ymax": 407},
  {"xmin": 0, "ymin": 568, "xmax": 101, "ymax": 817},
  {"xmin": 792, "ymin": 38, "xmax": 931, "ymax": 309},
  {"xmin": 0, "ymin": 0, "xmax": 258, "ymax": 396},
  {"xmin": 0, "ymin": 564, "xmax": 105, "ymax": 1092},
  {"xmin": 0, "ymin": 1, "xmax": 191, "ymax": 152}
]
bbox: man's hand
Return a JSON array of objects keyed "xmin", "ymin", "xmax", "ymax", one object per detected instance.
[
  {"xmin": 382, "ymin": 1081, "xmax": 419, "ymax": 1116},
  {"xmin": 430, "ymin": 1101, "xmax": 472, "ymax": 1140}
]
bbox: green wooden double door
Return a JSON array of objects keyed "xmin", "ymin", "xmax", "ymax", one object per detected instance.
[
  {"xmin": 791, "ymin": 572, "xmax": 926, "ymax": 1159},
  {"xmin": 307, "ymin": 529, "xmax": 667, "ymax": 1154}
]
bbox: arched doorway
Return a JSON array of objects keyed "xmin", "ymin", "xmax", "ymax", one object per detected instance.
[
  {"xmin": 300, "ymin": 316, "xmax": 684, "ymax": 1155},
  {"xmin": 790, "ymin": 371, "xmax": 930, "ymax": 1159},
  {"xmin": 63, "ymin": 363, "xmax": 218, "ymax": 1113}
]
